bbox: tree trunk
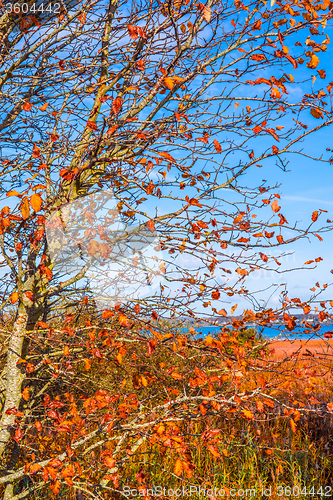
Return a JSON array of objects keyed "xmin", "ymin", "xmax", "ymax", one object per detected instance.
[{"xmin": 0, "ymin": 309, "xmax": 28, "ymax": 458}]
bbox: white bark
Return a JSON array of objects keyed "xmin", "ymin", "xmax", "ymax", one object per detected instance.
[{"xmin": 0, "ymin": 311, "xmax": 28, "ymax": 458}]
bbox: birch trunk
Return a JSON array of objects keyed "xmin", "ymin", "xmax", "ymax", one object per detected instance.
[{"xmin": 0, "ymin": 309, "xmax": 28, "ymax": 458}]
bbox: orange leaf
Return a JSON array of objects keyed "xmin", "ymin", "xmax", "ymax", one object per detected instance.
[
  {"xmin": 213, "ymin": 139, "xmax": 221, "ymax": 153},
  {"xmin": 102, "ymin": 309, "xmax": 114, "ymax": 319},
  {"xmin": 20, "ymin": 198, "xmax": 30, "ymax": 220},
  {"xmin": 164, "ymin": 77, "xmax": 174, "ymax": 90},
  {"xmin": 307, "ymin": 54, "xmax": 319, "ymax": 69},
  {"xmin": 270, "ymin": 87, "xmax": 281, "ymax": 99},
  {"xmin": 35, "ymin": 421, "xmax": 42, "ymax": 432},
  {"xmin": 86, "ymin": 121, "xmax": 97, "ymax": 131},
  {"xmin": 208, "ymin": 444, "xmax": 221, "ymax": 458},
  {"xmin": 30, "ymin": 193, "xmax": 42, "ymax": 212},
  {"xmin": 242, "ymin": 409, "xmax": 254, "ymax": 419},
  {"xmin": 290, "ymin": 418, "xmax": 297, "ymax": 433},
  {"xmin": 256, "ymin": 401, "xmax": 264, "ymax": 413},
  {"xmin": 276, "ymin": 235, "xmax": 284, "ymax": 244},
  {"xmin": 146, "ymin": 220, "xmax": 155, "ymax": 233},
  {"xmin": 158, "ymin": 151, "xmax": 175, "ymax": 162},
  {"xmin": 84, "ymin": 359, "xmax": 92, "ymax": 371},
  {"xmin": 231, "ymin": 304, "xmax": 238, "ymax": 315},
  {"xmin": 327, "ymin": 402, "xmax": 333, "ymax": 412},
  {"xmin": 218, "ymin": 308, "xmax": 227, "ymax": 316},
  {"xmin": 271, "ymin": 199, "xmax": 281, "ymax": 213},
  {"xmin": 199, "ymin": 403, "xmax": 207, "ymax": 415},
  {"xmin": 104, "ymin": 456, "xmax": 116, "ymax": 469},
  {"xmin": 112, "ymin": 97, "xmax": 122, "ymax": 115},
  {"xmin": 23, "ymin": 102, "xmax": 32, "ymax": 111},
  {"xmin": 128, "ymin": 25, "xmax": 139, "ymax": 39},
  {"xmin": 259, "ymin": 252, "xmax": 268, "ymax": 262},
  {"xmin": 311, "ymin": 211, "xmax": 319, "ymax": 222},
  {"xmin": 10, "ymin": 292, "xmax": 19, "ymax": 304},
  {"xmin": 39, "ymin": 103, "xmax": 49, "ymax": 111},
  {"xmin": 203, "ymin": 6, "xmax": 211, "ymax": 21},
  {"xmin": 174, "ymin": 459, "xmax": 184, "ymax": 476},
  {"xmin": 22, "ymin": 387, "xmax": 30, "ymax": 401},
  {"xmin": 311, "ymin": 108, "xmax": 323, "ymax": 119},
  {"xmin": 212, "ymin": 290, "xmax": 220, "ymax": 300},
  {"xmin": 119, "ymin": 314, "xmax": 129, "ymax": 327},
  {"xmin": 32, "ymin": 144, "xmax": 41, "ymax": 158},
  {"xmin": 14, "ymin": 428, "xmax": 23, "ymax": 443},
  {"xmin": 250, "ymin": 54, "xmax": 266, "ymax": 61}
]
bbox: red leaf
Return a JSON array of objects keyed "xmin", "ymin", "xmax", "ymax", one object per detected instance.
[
  {"xmin": 158, "ymin": 151, "xmax": 175, "ymax": 162},
  {"xmin": 146, "ymin": 220, "xmax": 155, "ymax": 233},
  {"xmin": 5, "ymin": 407, "xmax": 23, "ymax": 416},
  {"xmin": 47, "ymin": 410, "xmax": 60, "ymax": 420},
  {"xmin": 104, "ymin": 456, "xmax": 116, "ymax": 468},
  {"xmin": 137, "ymin": 59, "xmax": 145, "ymax": 71},
  {"xmin": 86, "ymin": 121, "xmax": 97, "ymax": 131},
  {"xmin": 146, "ymin": 340, "xmax": 157, "ymax": 356},
  {"xmin": 213, "ymin": 139, "xmax": 221, "ymax": 153},
  {"xmin": 14, "ymin": 428, "xmax": 23, "ymax": 443},
  {"xmin": 112, "ymin": 97, "xmax": 122, "ymax": 115},
  {"xmin": 311, "ymin": 211, "xmax": 319, "ymax": 222},
  {"xmin": 128, "ymin": 25, "xmax": 138, "ymax": 39},
  {"xmin": 23, "ymin": 102, "xmax": 32, "ymax": 112},
  {"xmin": 119, "ymin": 314, "xmax": 130, "ymax": 327},
  {"xmin": 259, "ymin": 252, "xmax": 268, "ymax": 262},
  {"xmin": 151, "ymin": 310, "xmax": 158, "ymax": 321},
  {"xmin": 32, "ymin": 144, "xmax": 41, "ymax": 158},
  {"xmin": 102, "ymin": 309, "xmax": 114, "ymax": 319},
  {"xmin": 272, "ymin": 145, "xmax": 279, "ymax": 154},
  {"xmin": 250, "ymin": 54, "xmax": 266, "ymax": 61},
  {"xmin": 35, "ymin": 421, "xmax": 42, "ymax": 432}
]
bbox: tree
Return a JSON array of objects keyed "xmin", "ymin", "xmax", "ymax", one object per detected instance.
[{"xmin": 0, "ymin": 0, "xmax": 333, "ymax": 497}]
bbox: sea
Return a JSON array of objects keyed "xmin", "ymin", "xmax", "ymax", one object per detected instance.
[{"xmin": 187, "ymin": 324, "xmax": 333, "ymax": 341}]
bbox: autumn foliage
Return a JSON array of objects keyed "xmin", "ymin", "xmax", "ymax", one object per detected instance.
[{"xmin": 0, "ymin": 0, "xmax": 333, "ymax": 498}]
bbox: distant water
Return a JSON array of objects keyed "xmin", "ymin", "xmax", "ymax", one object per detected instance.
[{"xmin": 186, "ymin": 324, "xmax": 333, "ymax": 341}]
